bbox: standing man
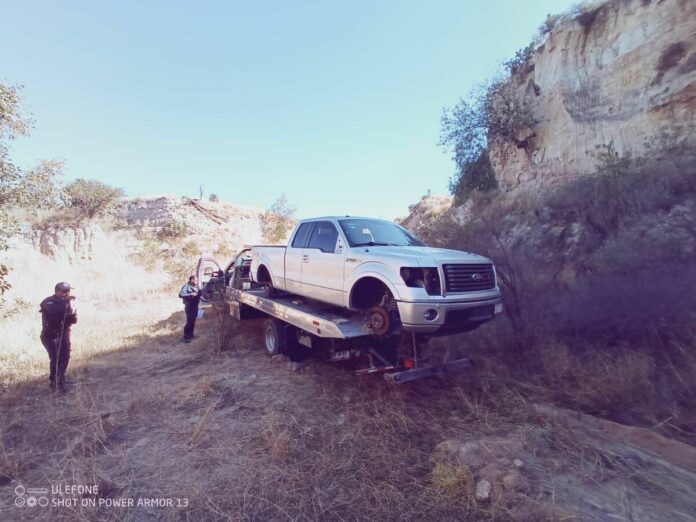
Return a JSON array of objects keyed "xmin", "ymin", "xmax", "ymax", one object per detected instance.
[
  {"xmin": 40, "ymin": 282, "xmax": 78, "ymax": 392},
  {"xmin": 179, "ymin": 275, "xmax": 200, "ymax": 342}
]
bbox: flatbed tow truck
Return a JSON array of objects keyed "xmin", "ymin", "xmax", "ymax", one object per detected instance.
[{"xmin": 197, "ymin": 250, "xmax": 500, "ymax": 384}]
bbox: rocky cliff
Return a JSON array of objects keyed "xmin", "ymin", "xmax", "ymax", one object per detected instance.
[
  {"xmin": 492, "ymin": 0, "xmax": 696, "ymax": 191},
  {"xmin": 118, "ymin": 195, "xmax": 263, "ymax": 238}
]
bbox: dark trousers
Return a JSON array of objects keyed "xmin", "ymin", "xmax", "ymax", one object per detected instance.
[
  {"xmin": 40, "ymin": 330, "xmax": 71, "ymax": 384},
  {"xmin": 184, "ymin": 303, "xmax": 199, "ymax": 339}
]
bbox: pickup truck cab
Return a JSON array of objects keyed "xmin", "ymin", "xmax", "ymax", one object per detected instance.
[{"xmin": 250, "ymin": 216, "xmax": 502, "ymax": 335}]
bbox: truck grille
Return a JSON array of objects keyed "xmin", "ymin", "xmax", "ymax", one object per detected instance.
[{"xmin": 443, "ymin": 264, "xmax": 496, "ymax": 293}]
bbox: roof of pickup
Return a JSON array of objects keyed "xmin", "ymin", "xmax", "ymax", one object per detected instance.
[{"xmin": 299, "ymin": 216, "xmax": 391, "ymax": 222}]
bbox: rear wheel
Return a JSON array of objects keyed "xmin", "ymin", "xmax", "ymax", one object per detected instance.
[
  {"xmin": 261, "ymin": 282, "xmax": 276, "ymax": 298},
  {"xmin": 263, "ymin": 318, "xmax": 287, "ymax": 356}
]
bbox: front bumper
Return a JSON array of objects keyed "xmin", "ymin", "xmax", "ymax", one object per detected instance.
[{"xmin": 397, "ymin": 297, "xmax": 503, "ymax": 335}]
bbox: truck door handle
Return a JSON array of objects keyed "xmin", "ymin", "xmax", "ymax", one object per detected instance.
[{"xmin": 302, "ymin": 255, "xmax": 309, "ymax": 263}]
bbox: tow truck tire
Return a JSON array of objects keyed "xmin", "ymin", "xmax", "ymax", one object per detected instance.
[
  {"xmin": 263, "ymin": 318, "xmax": 287, "ymax": 356},
  {"xmin": 261, "ymin": 282, "xmax": 276, "ymax": 298}
]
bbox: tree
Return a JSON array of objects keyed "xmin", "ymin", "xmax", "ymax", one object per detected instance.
[
  {"xmin": 440, "ymin": 79, "xmax": 536, "ymax": 202},
  {"xmin": 1, "ymin": 83, "xmax": 62, "ymax": 296},
  {"xmin": 448, "ymin": 150, "xmax": 497, "ymax": 206},
  {"xmin": 61, "ymin": 178, "xmax": 124, "ymax": 218},
  {"xmin": 259, "ymin": 194, "xmax": 297, "ymax": 244}
]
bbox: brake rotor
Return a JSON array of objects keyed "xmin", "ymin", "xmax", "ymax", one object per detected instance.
[{"xmin": 367, "ymin": 306, "xmax": 390, "ymax": 336}]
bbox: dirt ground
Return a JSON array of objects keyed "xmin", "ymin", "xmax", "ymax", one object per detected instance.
[{"xmin": 1, "ymin": 298, "xmax": 695, "ymax": 521}]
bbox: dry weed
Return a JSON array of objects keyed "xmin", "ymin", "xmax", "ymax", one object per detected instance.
[
  {"xmin": 262, "ymin": 412, "xmax": 293, "ymax": 462},
  {"xmin": 431, "ymin": 459, "xmax": 475, "ymax": 499}
]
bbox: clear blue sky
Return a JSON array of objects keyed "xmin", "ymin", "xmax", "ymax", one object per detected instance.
[{"xmin": 2, "ymin": 0, "xmax": 573, "ymax": 220}]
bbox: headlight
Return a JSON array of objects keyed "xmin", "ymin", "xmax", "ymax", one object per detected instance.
[{"xmin": 400, "ymin": 267, "xmax": 441, "ymax": 296}]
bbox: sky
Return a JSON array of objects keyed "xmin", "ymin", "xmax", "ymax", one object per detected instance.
[{"xmin": 2, "ymin": 0, "xmax": 574, "ymax": 220}]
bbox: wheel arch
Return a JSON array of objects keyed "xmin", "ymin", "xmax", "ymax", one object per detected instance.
[
  {"xmin": 255, "ymin": 262, "xmax": 273, "ymax": 284},
  {"xmin": 348, "ymin": 274, "xmax": 400, "ymax": 311}
]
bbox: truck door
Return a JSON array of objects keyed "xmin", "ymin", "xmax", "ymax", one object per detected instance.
[
  {"xmin": 195, "ymin": 257, "xmax": 223, "ymax": 303},
  {"xmin": 301, "ymin": 221, "xmax": 346, "ymax": 306},
  {"xmin": 285, "ymin": 222, "xmax": 313, "ymax": 295}
]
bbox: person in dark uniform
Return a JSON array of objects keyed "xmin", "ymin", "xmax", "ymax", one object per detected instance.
[
  {"xmin": 179, "ymin": 275, "xmax": 200, "ymax": 342},
  {"xmin": 40, "ymin": 282, "xmax": 78, "ymax": 392}
]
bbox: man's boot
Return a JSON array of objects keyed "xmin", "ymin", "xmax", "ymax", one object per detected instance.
[{"xmin": 57, "ymin": 375, "xmax": 70, "ymax": 393}]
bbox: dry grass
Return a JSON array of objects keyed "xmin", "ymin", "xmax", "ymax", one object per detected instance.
[
  {"xmin": 2, "ymin": 304, "xmax": 694, "ymax": 520},
  {"xmin": 262, "ymin": 412, "xmax": 293, "ymax": 463},
  {"xmin": 431, "ymin": 460, "xmax": 475, "ymax": 499},
  {"xmin": 1, "ymin": 301, "xmax": 557, "ymax": 521},
  {"xmin": 0, "ymin": 293, "xmax": 178, "ymax": 389}
]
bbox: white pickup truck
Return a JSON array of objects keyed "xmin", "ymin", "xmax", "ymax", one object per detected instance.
[{"xmin": 250, "ymin": 216, "xmax": 502, "ymax": 335}]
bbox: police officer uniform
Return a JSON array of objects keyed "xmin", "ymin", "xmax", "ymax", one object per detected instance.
[
  {"xmin": 179, "ymin": 277, "xmax": 200, "ymax": 342},
  {"xmin": 40, "ymin": 282, "xmax": 78, "ymax": 391}
]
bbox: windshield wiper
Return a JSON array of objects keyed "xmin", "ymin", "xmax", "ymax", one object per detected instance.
[
  {"xmin": 353, "ymin": 241, "xmax": 391, "ymax": 247},
  {"xmin": 353, "ymin": 241, "xmax": 391, "ymax": 246}
]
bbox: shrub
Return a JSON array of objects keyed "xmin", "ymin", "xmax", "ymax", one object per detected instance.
[
  {"xmin": 448, "ymin": 150, "xmax": 497, "ymax": 205},
  {"xmin": 572, "ymin": 1, "xmax": 604, "ymax": 32},
  {"xmin": 157, "ymin": 220, "xmax": 189, "ymax": 241},
  {"xmin": 539, "ymin": 13, "xmax": 561, "ymax": 36},
  {"xmin": 130, "ymin": 238, "xmax": 162, "ymax": 272},
  {"xmin": 215, "ymin": 242, "xmax": 234, "ymax": 259},
  {"xmin": 61, "ymin": 178, "xmax": 124, "ymax": 218},
  {"xmin": 440, "ymin": 80, "xmax": 536, "ymax": 202},
  {"xmin": 504, "ymin": 41, "xmax": 537, "ymax": 76},
  {"xmin": 181, "ymin": 240, "xmax": 199, "ymax": 257},
  {"xmin": 259, "ymin": 194, "xmax": 297, "ymax": 244}
]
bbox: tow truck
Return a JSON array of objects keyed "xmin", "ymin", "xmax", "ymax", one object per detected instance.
[{"xmin": 196, "ymin": 248, "xmax": 502, "ymax": 384}]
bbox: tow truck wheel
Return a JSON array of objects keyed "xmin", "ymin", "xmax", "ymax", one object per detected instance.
[{"xmin": 263, "ymin": 318, "xmax": 287, "ymax": 356}]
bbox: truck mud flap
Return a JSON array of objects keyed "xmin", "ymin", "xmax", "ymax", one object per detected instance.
[{"xmin": 384, "ymin": 357, "xmax": 472, "ymax": 384}]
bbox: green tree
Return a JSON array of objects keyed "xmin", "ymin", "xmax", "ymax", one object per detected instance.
[
  {"xmin": 448, "ymin": 150, "xmax": 497, "ymax": 206},
  {"xmin": 259, "ymin": 194, "xmax": 297, "ymax": 244},
  {"xmin": 1, "ymin": 83, "xmax": 62, "ymax": 296},
  {"xmin": 440, "ymin": 79, "xmax": 536, "ymax": 202},
  {"xmin": 61, "ymin": 178, "xmax": 124, "ymax": 218}
]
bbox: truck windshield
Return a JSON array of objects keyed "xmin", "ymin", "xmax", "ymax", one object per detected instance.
[{"xmin": 338, "ymin": 219, "xmax": 425, "ymax": 247}]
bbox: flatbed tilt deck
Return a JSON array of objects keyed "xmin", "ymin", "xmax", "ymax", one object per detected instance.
[{"xmin": 223, "ymin": 286, "xmax": 500, "ymax": 384}]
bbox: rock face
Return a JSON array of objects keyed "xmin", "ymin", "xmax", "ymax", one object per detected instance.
[
  {"xmin": 396, "ymin": 195, "xmax": 453, "ymax": 239},
  {"xmin": 491, "ymin": 0, "xmax": 696, "ymax": 191},
  {"xmin": 32, "ymin": 222, "xmax": 104, "ymax": 262},
  {"xmin": 118, "ymin": 195, "xmax": 263, "ymax": 237}
]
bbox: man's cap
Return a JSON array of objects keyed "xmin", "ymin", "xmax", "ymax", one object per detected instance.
[{"xmin": 55, "ymin": 282, "xmax": 74, "ymax": 292}]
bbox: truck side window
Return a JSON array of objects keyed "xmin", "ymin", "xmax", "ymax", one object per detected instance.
[
  {"xmin": 307, "ymin": 221, "xmax": 338, "ymax": 253},
  {"xmin": 291, "ymin": 222, "xmax": 313, "ymax": 248}
]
